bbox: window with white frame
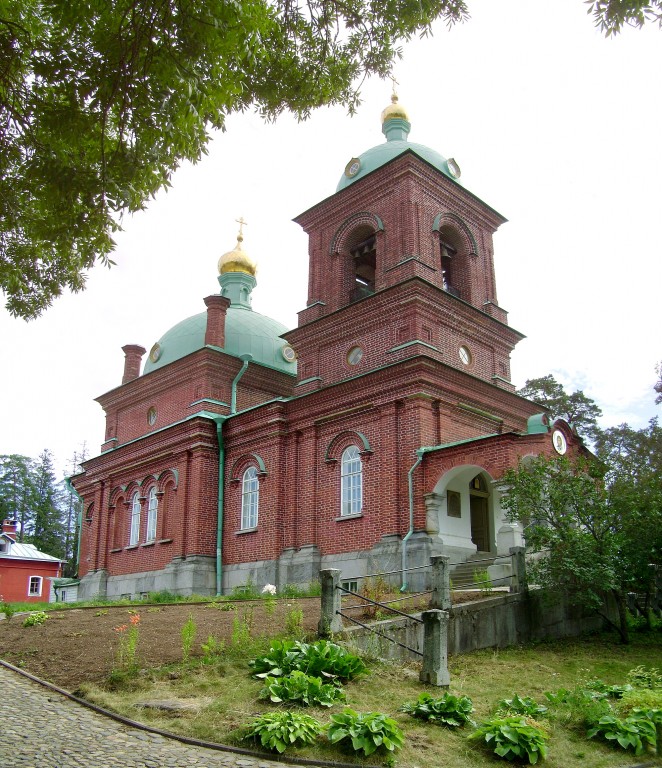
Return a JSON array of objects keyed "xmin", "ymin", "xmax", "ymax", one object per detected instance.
[
  {"xmin": 28, "ymin": 575, "xmax": 42, "ymax": 597},
  {"xmin": 146, "ymin": 487, "xmax": 158, "ymax": 542},
  {"xmin": 241, "ymin": 467, "xmax": 259, "ymax": 530},
  {"xmin": 129, "ymin": 492, "xmax": 141, "ymax": 545},
  {"xmin": 341, "ymin": 445, "xmax": 363, "ymax": 516}
]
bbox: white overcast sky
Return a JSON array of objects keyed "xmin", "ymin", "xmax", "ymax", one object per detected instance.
[{"xmin": 1, "ymin": 0, "xmax": 660, "ymax": 477}]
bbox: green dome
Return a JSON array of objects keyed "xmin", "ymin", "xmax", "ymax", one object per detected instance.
[
  {"xmin": 336, "ymin": 115, "xmax": 458, "ymax": 192},
  {"xmin": 143, "ymin": 304, "xmax": 296, "ymax": 376}
]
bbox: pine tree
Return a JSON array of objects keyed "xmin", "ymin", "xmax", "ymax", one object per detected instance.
[{"xmin": 30, "ymin": 450, "xmax": 66, "ymax": 558}]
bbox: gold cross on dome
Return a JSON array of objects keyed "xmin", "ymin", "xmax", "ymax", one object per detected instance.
[
  {"xmin": 389, "ymin": 74, "xmax": 399, "ymax": 98},
  {"xmin": 236, "ymin": 216, "xmax": 248, "ymax": 236}
]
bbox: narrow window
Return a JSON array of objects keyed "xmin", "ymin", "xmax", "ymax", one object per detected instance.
[
  {"xmin": 28, "ymin": 576, "xmax": 42, "ymax": 597},
  {"xmin": 341, "ymin": 446, "xmax": 363, "ymax": 516},
  {"xmin": 129, "ymin": 492, "xmax": 141, "ymax": 545},
  {"xmin": 146, "ymin": 487, "xmax": 158, "ymax": 542},
  {"xmin": 440, "ymin": 237, "xmax": 459, "ymax": 296},
  {"xmin": 241, "ymin": 467, "xmax": 259, "ymax": 529}
]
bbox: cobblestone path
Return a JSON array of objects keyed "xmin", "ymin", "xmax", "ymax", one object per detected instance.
[{"xmin": 0, "ymin": 664, "xmax": 296, "ymax": 768}]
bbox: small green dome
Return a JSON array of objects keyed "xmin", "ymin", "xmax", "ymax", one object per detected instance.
[
  {"xmin": 143, "ymin": 305, "xmax": 296, "ymax": 376},
  {"xmin": 336, "ymin": 108, "xmax": 458, "ymax": 192}
]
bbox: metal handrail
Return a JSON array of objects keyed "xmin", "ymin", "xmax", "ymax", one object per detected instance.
[
  {"xmin": 341, "ymin": 590, "xmax": 432, "ymax": 610},
  {"xmin": 336, "ymin": 585, "xmax": 424, "ymax": 623},
  {"xmin": 337, "ymin": 610, "xmax": 423, "ymax": 656},
  {"xmin": 351, "ymin": 563, "xmax": 432, "ymax": 581}
]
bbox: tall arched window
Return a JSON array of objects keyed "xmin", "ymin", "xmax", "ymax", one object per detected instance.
[
  {"xmin": 129, "ymin": 492, "xmax": 141, "ymax": 545},
  {"xmin": 341, "ymin": 446, "xmax": 363, "ymax": 516},
  {"xmin": 241, "ymin": 467, "xmax": 259, "ymax": 530},
  {"xmin": 146, "ymin": 487, "xmax": 158, "ymax": 542}
]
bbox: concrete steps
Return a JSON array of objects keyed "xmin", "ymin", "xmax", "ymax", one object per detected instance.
[{"xmin": 450, "ymin": 552, "xmax": 496, "ymax": 588}]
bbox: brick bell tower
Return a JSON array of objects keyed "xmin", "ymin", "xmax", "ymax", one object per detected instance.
[{"xmin": 286, "ymin": 93, "xmax": 524, "ymax": 406}]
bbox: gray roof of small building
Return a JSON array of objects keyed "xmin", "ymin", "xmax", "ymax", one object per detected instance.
[{"xmin": 0, "ymin": 539, "xmax": 64, "ymax": 563}]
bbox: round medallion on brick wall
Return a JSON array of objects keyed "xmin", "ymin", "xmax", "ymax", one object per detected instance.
[{"xmin": 147, "ymin": 406, "xmax": 157, "ymax": 426}]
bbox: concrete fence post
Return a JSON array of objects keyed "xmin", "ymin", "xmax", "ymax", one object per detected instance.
[
  {"xmin": 419, "ymin": 609, "xmax": 450, "ymax": 687},
  {"xmin": 510, "ymin": 546, "xmax": 528, "ymax": 594},
  {"xmin": 430, "ymin": 555, "xmax": 451, "ymax": 611},
  {"xmin": 318, "ymin": 569, "xmax": 344, "ymax": 637}
]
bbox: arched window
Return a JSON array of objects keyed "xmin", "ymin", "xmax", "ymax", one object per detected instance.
[
  {"xmin": 146, "ymin": 487, "xmax": 158, "ymax": 542},
  {"xmin": 129, "ymin": 492, "xmax": 141, "ymax": 545},
  {"xmin": 341, "ymin": 446, "xmax": 363, "ymax": 516},
  {"xmin": 241, "ymin": 467, "xmax": 259, "ymax": 530}
]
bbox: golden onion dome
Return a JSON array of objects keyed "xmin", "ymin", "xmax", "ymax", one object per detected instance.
[
  {"xmin": 381, "ymin": 92, "xmax": 409, "ymax": 124},
  {"xmin": 218, "ymin": 221, "xmax": 257, "ymax": 276}
]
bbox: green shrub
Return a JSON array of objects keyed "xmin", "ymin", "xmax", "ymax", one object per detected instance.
[
  {"xmin": 587, "ymin": 712, "xmax": 657, "ymax": 755},
  {"xmin": 249, "ymin": 639, "xmax": 366, "ymax": 682},
  {"xmin": 584, "ymin": 679, "xmax": 632, "ymax": 699},
  {"xmin": 147, "ymin": 590, "xmax": 178, "ymax": 603},
  {"xmin": 619, "ymin": 688, "xmax": 662, "ymax": 715},
  {"xmin": 544, "ymin": 686, "xmax": 611, "ymax": 729},
  {"xmin": 201, "ymin": 635, "xmax": 225, "ymax": 663},
  {"xmin": 0, "ymin": 602, "xmax": 16, "ymax": 620},
  {"xmin": 498, "ymin": 694, "xmax": 548, "ymax": 718},
  {"xmin": 468, "ymin": 716, "xmax": 549, "ymax": 764},
  {"xmin": 232, "ymin": 581, "xmax": 259, "ymax": 599},
  {"xmin": 244, "ymin": 711, "xmax": 322, "ymax": 753},
  {"xmin": 400, "ymin": 692, "xmax": 474, "ymax": 727},
  {"xmin": 473, "ymin": 568, "xmax": 494, "ymax": 594},
  {"xmin": 260, "ymin": 670, "xmax": 346, "ymax": 707},
  {"xmin": 285, "ymin": 607, "xmax": 304, "ymax": 637},
  {"xmin": 327, "ymin": 708, "xmax": 404, "ymax": 757},
  {"xmin": 23, "ymin": 611, "xmax": 49, "ymax": 627},
  {"xmin": 181, "ymin": 614, "xmax": 197, "ymax": 661},
  {"xmin": 627, "ymin": 665, "xmax": 662, "ymax": 690}
]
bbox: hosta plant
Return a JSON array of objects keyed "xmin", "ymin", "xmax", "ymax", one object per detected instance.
[
  {"xmin": 587, "ymin": 712, "xmax": 657, "ymax": 755},
  {"xmin": 498, "ymin": 694, "xmax": 548, "ymax": 718},
  {"xmin": 400, "ymin": 692, "xmax": 475, "ymax": 727},
  {"xmin": 584, "ymin": 679, "xmax": 632, "ymax": 699},
  {"xmin": 468, "ymin": 716, "xmax": 549, "ymax": 764},
  {"xmin": 243, "ymin": 711, "xmax": 322, "ymax": 753},
  {"xmin": 327, "ymin": 708, "xmax": 404, "ymax": 757},
  {"xmin": 249, "ymin": 639, "xmax": 366, "ymax": 682},
  {"xmin": 260, "ymin": 670, "xmax": 346, "ymax": 707}
]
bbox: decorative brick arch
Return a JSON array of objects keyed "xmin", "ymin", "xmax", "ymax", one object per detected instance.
[
  {"xmin": 139, "ymin": 473, "xmax": 158, "ymax": 491},
  {"xmin": 431, "ymin": 213, "xmax": 478, "ymax": 257},
  {"xmin": 325, "ymin": 431, "xmax": 373, "ymax": 464},
  {"xmin": 329, "ymin": 212, "xmax": 384, "ymax": 255},
  {"xmin": 123, "ymin": 480, "xmax": 141, "ymax": 499},
  {"xmin": 108, "ymin": 486, "xmax": 126, "ymax": 508},
  {"xmin": 230, "ymin": 453, "xmax": 267, "ymax": 483},
  {"xmin": 156, "ymin": 468, "xmax": 179, "ymax": 493}
]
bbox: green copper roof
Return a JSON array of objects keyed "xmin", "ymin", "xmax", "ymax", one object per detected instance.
[
  {"xmin": 143, "ymin": 304, "xmax": 296, "ymax": 376},
  {"xmin": 336, "ymin": 117, "xmax": 457, "ymax": 192}
]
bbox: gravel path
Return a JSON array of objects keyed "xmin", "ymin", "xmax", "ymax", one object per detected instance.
[{"xmin": 0, "ymin": 663, "xmax": 297, "ymax": 768}]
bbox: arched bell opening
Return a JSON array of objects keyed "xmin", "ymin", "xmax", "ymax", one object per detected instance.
[{"xmin": 346, "ymin": 224, "xmax": 377, "ymax": 303}]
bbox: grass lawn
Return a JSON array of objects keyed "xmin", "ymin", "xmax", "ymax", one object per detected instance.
[{"xmin": 77, "ymin": 629, "xmax": 662, "ymax": 768}]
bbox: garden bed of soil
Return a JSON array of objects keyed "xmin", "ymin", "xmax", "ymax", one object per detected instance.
[{"xmin": 0, "ymin": 591, "xmax": 489, "ymax": 690}]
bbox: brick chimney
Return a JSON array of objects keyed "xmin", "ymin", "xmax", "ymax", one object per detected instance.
[
  {"xmin": 2, "ymin": 519, "xmax": 17, "ymax": 541},
  {"xmin": 121, "ymin": 344, "xmax": 146, "ymax": 384},
  {"xmin": 204, "ymin": 295, "xmax": 231, "ymax": 348}
]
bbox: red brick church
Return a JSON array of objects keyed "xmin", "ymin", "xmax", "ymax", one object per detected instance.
[{"xmin": 73, "ymin": 96, "xmax": 581, "ymax": 599}]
